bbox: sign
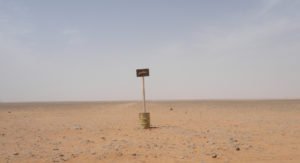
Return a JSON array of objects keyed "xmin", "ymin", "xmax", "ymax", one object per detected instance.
[{"xmin": 136, "ymin": 69, "xmax": 149, "ymax": 77}]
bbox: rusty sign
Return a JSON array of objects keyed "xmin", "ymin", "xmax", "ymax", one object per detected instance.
[{"xmin": 136, "ymin": 69, "xmax": 149, "ymax": 77}]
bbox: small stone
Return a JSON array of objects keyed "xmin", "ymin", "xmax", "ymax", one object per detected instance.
[
  {"xmin": 71, "ymin": 154, "xmax": 78, "ymax": 158},
  {"xmin": 85, "ymin": 139, "xmax": 94, "ymax": 144},
  {"xmin": 132, "ymin": 153, "xmax": 137, "ymax": 156},
  {"xmin": 72, "ymin": 125, "xmax": 82, "ymax": 130},
  {"xmin": 61, "ymin": 157, "xmax": 69, "ymax": 161},
  {"xmin": 52, "ymin": 158, "xmax": 60, "ymax": 163},
  {"xmin": 229, "ymin": 137, "xmax": 238, "ymax": 143},
  {"xmin": 211, "ymin": 153, "xmax": 217, "ymax": 158},
  {"xmin": 236, "ymin": 147, "xmax": 240, "ymax": 151},
  {"xmin": 59, "ymin": 154, "xmax": 64, "ymax": 157},
  {"xmin": 101, "ymin": 137, "xmax": 106, "ymax": 140},
  {"xmin": 13, "ymin": 152, "xmax": 19, "ymax": 156},
  {"xmin": 170, "ymin": 108, "xmax": 173, "ymax": 111}
]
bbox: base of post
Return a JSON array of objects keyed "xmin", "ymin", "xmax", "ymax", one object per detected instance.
[{"xmin": 139, "ymin": 112, "xmax": 150, "ymax": 129}]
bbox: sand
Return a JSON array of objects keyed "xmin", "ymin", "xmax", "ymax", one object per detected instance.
[{"xmin": 0, "ymin": 100, "xmax": 300, "ymax": 163}]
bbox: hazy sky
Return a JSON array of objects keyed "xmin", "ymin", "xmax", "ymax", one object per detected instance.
[{"xmin": 0, "ymin": 0, "xmax": 300, "ymax": 102}]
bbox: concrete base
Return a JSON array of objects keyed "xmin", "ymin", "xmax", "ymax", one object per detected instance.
[{"xmin": 139, "ymin": 112, "xmax": 150, "ymax": 129}]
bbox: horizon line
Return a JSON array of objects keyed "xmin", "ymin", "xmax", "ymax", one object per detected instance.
[{"xmin": 1, "ymin": 98, "xmax": 300, "ymax": 104}]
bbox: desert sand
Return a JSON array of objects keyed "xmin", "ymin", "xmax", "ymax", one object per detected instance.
[{"xmin": 0, "ymin": 100, "xmax": 300, "ymax": 163}]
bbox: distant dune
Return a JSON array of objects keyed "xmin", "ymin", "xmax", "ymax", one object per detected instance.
[{"xmin": 1, "ymin": 100, "xmax": 300, "ymax": 163}]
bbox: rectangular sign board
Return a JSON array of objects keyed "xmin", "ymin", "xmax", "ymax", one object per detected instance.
[{"xmin": 136, "ymin": 69, "xmax": 149, "ymax": 77}]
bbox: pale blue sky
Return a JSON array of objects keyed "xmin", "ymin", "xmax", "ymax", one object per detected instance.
[{"xmin": 0, "ymin": 0, "xmax": 300, "ymax": 102}]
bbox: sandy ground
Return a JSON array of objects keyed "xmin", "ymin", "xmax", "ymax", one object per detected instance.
[{"xmin": 0, "ymin": 100, "xmax": 300, "ymax": 163}]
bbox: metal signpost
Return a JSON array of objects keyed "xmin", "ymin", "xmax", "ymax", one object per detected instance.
[
  {"xmin": 136, "ymin": 68, "xmax": 149, "ymax": 112},
  {"xmin": 136, "ymin": 68, "xmax": 150, "ymax": 128}
]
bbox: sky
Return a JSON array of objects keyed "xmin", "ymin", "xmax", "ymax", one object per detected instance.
[{"xmin": 0, "ymin": 0, "xmax": 300, "ymax": 102}]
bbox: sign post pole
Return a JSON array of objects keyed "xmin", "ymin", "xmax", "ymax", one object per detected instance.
[
  {"xmin": 142, "ymin": 76, "xmax": 146, "ymax": 113},
  {"xmin": 136, "ymin": 68, "xmax": 150, "ymax": 129}
]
